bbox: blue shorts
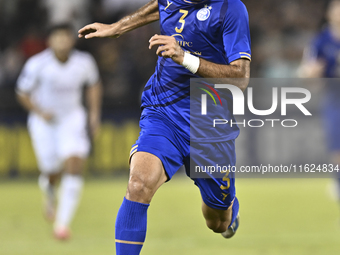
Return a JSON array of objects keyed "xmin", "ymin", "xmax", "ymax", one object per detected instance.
[{"xmin": 129, "ymin": 108, "xmax": 236, "ymax": 210}]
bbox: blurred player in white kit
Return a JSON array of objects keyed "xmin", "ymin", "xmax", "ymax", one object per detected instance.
[{"xmin": 16, "ymin": 24, "xmax": 102, "ymax": 240}]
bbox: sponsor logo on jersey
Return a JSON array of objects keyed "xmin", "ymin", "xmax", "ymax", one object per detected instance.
[{"xmin": 171, "ymin": 34, "xmax": 194, "ymax": 48}]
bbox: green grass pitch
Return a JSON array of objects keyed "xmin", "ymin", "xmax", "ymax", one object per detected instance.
[{"xmin": 1, "ymin": 176, "xmax": 340, "ymax": 255}]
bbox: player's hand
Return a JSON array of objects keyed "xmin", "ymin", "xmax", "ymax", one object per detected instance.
[
  {"xmin": 39, "ymin": 112, "xmax": 54, "ymax": 122},
  {"xmin": 149, "ymin": 34, "xmax": 185, "ymax": 65},
  {"xmin": 78, "ymin": 23, "xmax": 121, "ymax": 39},
  {"xmin": 297, "ymin": 60, "xmax": 325, "ymax": 78}
]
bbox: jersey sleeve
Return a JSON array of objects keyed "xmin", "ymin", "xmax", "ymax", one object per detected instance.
[
  {"xmin": 16, "ymin": 57, "xmax": 39, "ymax": 94},
  {"xmin": 84, "ymin": 54, "xmax": 100, "ymax": 86},
  {"xmin": 222, "ymin": 0, "xmax": 251, "ymax": 64}
]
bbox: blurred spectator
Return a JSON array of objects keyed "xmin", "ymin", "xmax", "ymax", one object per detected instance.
[
  {"xmin": 243, "ymin": 0, "xmax": 327, "ymax": 77},
  {"xmin": 0, "ymin": 0, "xmax": 333, "ymax": 110},
  {"xmin": 41, "ymin": 0, "xmax": 91, "ymax": 30},
  {"xmin": 0, "ymin": 44, "xmax": 24, "ymax": 88},
  {"xmin": 20, "ymin": 26, "xmax": 46, "ymax": 60},
  {"xmin": 100, "ymin": 0, "xmax": 150, "ymax": 21}
]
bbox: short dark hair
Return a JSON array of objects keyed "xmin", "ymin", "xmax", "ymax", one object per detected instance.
[{"xmin": 47, "ymin": 23, "xmax": 74, "ymax": 36}]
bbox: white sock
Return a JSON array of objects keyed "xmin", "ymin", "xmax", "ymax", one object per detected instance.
[
  {"xmin": 55, "ymin": 174, "xmax": 84, "ymax": 229},
  {"xmin": 38, "ymin": 174, "xmax": 55, "ymax": 199}
]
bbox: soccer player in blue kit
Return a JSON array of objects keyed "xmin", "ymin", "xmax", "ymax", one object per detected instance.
[
  {"xmin": 299, "ymin": 0, "xmax": 340, "ymax": 208},
  {"xmin": 79, "ymin": 0, "xmax": 251, "ymax": 253}
]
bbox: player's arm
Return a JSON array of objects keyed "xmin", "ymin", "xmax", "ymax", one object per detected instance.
[
  {"xmin": 149, "ymin": 35, "xmax": 250, "ymax": 91},
  {"xmin": 197, "ymin": 58, "xmax": 249, "ymax": 81},
  {"xmin": 297, "ymin": 47, "xmax": 325, "ymax": 78},
  {"xmin": 16, "ymin": 58, "xmax": 54, "ymax": 122},
  {"xmin": 86, "ymin": 82, "xmax": 102, "ymax": 137},
  {"xmin": 78, "ymin": 0, "xmax": 159, "ymax": 39},
  {"xmin": 198, "ymin": 58, "xmax": 250, "ymax": 92},
  {"xmin": 16, "ymin": 92, "xmax": 53, "ymax": 121},
  {"xmin": 297, "ymin": 44, "xmax": 326, "ymax": 93}
]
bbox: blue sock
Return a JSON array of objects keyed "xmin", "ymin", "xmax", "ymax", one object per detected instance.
[
  {"xmin": 228, "ymin": 197, "xmax": 239, "ymax": 228},
  {"xmin": 115, "ymin": 198, "xmax": 149, "ymax": 255}
]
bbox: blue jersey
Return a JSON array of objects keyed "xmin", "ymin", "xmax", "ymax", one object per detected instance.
[
  {"xmin": 310, "ymin": 27, "xmax": 340, "ymax": 152},
  {"xmin": 141, "ymin": 0, "xmax": 251, "ymax": 141},
  {"xmin": 310, "ymin": 27, "xmax": 340, "ymax": 103}
]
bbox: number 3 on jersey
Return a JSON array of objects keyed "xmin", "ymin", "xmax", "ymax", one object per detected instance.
[{"xmin": 175, "ymin": 10, "xmax": 188, "ymax": 33}]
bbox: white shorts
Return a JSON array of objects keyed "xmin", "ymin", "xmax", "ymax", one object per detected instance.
[{"xmin": 28, "ymin": 108, "xmax": 90, "ymax": 174}]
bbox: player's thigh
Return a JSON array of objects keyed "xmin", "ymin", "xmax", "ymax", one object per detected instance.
[
  {"xmin": 64, "ymin": 156, "xmax": 86, "ymax": 175},
  {"xmin": 127, "ymin": 111, "xmax": 186, "ymax": 203},
  {"xmin": 28, "ymin": 115, "xmax": 61, "ymax": 173},
  {"xmin": 56, "ymin": 109, "xmax": 90, "ymax": 163},
  {"xmin": 128, "ymin": 151, "xmax": 168, "ymax": 203},
  {"xmin": 132, "ymin": 111, "xmax": 186, "ymax": 180}
]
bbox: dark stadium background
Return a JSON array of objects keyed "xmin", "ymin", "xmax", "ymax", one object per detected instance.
[{"xmin": 0, "ymin": 0, "xmax": 331, "ymax": 177}]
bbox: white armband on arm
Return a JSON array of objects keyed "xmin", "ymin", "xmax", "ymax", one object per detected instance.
[{"xmin": 181, "ymin": 52, "xmax": 200, "ymax": 74}]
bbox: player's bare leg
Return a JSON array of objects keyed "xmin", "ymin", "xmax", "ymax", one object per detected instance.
[
  {"xmin": 127, "ymin": 152, "xmax": 167, "ymax": 203},
  {"xmin": 54, "ymin": 156, "xmax": 85, "ymax": 240},
  {"xmin": 202, "ymin": 198, "xmax": 240, "ymax": 238},
  {"xmin": 115, "ymin": 151, "xmax": 167, "ymax": 255}
]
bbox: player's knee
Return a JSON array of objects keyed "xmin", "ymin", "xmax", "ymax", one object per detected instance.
[
  {"xmin": 206, "ymin": 219, "xmax": 230, "ymax": 233},
  {"xmin": 48, "ymin": 173, "xmax": 60, "ymax": 185},
  {"xmin": 126, "ymin": 175, "xmax": 155, "ymax": 203},
  {"xmin": 64, "ymin": 157, "xmax": 84, "ymax": 175},
  {"xmin": 65, "ymin": 168, "xmax": 82, "ymax": 175}
]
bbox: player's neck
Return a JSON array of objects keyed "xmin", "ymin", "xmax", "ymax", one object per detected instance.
[{"xmin": 53, "ymin": 52, "xmax": 70, "ymax": 63}]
